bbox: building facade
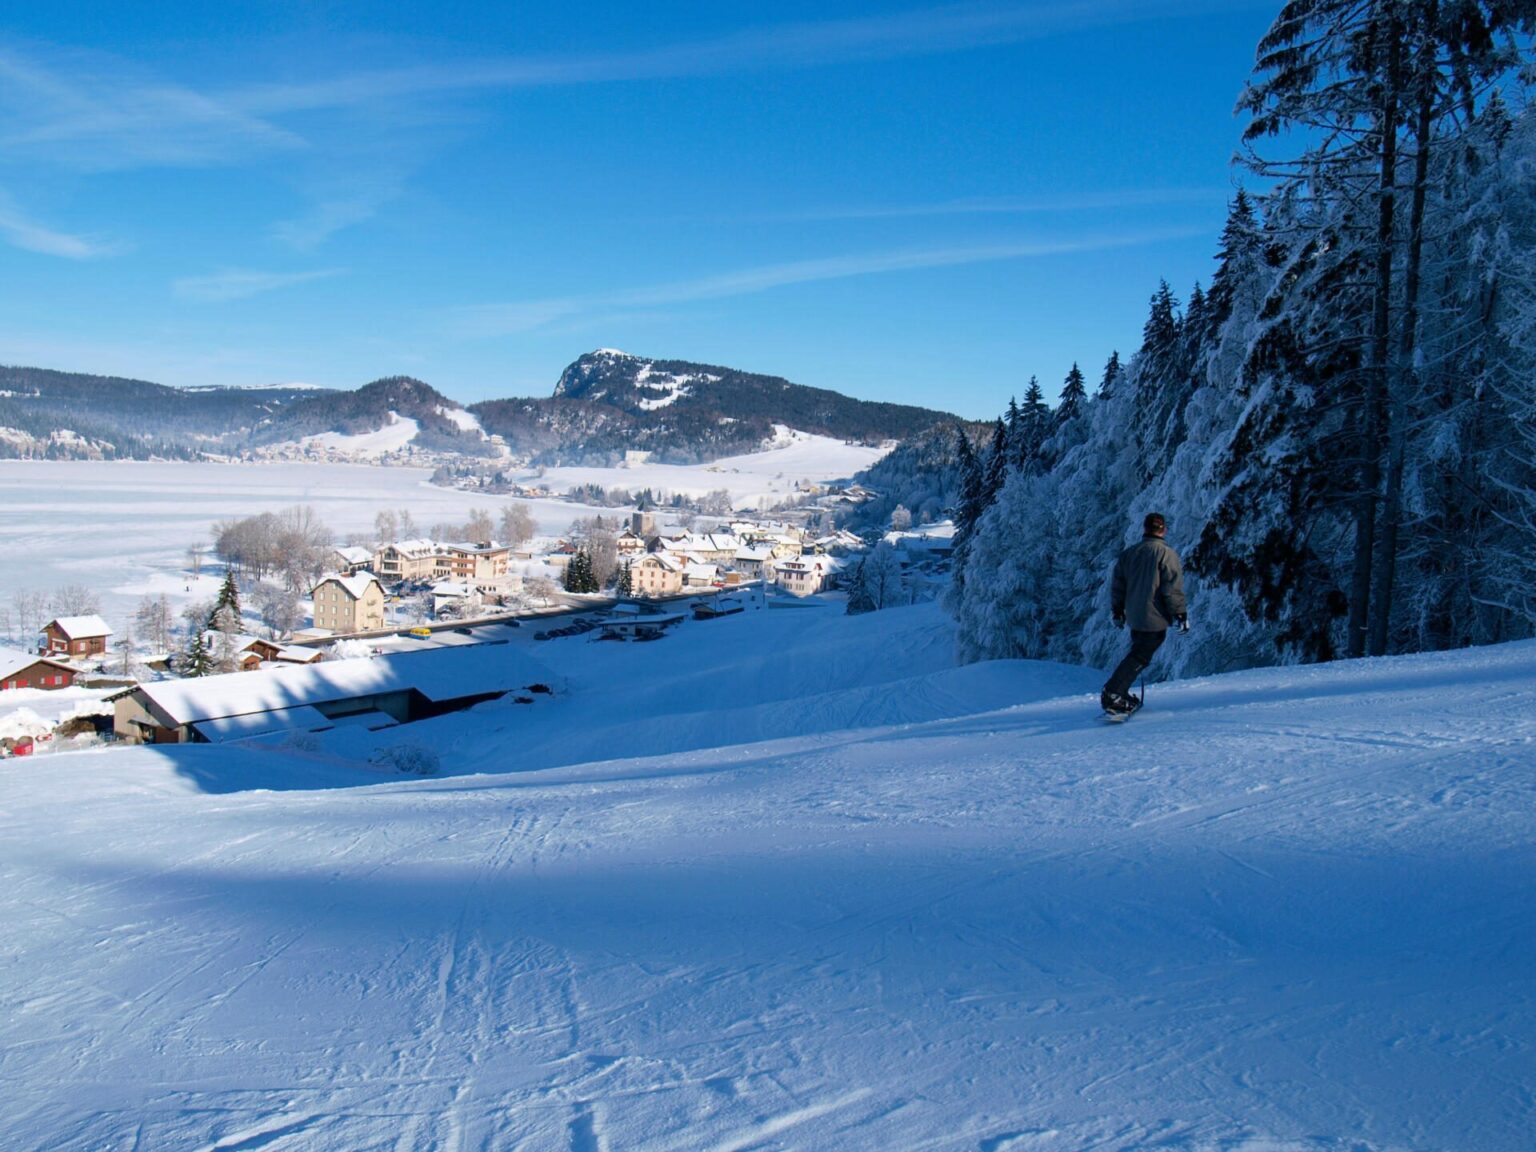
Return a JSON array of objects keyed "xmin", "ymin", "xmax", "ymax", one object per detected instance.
[
  {"xmin": 311, "ymin": 573, "xmax": 387, "ymax": 633},
  {"xmin": 39, "ymin": 615, "xmax": 113, "ymax": 659},
  {"xmin": 1, "ymin": 648, "xmax": 77, "ymax": 691},
  {"xmin": 629, "ymin": 554, "xmax": 684, "ymax": 598}
]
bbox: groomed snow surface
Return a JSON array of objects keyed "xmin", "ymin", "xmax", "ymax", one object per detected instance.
[
  {"xmin": 4, "ymin": 602, "xmax": 1534, "ymax": 1151},
  {"xmin": 301, "ymin": 412, "xmax": 421, "ymax": 457}
]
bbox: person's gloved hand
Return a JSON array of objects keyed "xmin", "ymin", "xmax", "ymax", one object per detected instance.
[
  {"xmin": 1113, "ymin": 610, "xmax": 1126, "ymax": 628},
  {"xmin": 1175, "ymin": 613, "xmax": 1190, "ymax": 633}
]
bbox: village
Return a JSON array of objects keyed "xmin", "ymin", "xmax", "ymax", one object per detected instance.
[{"xmin": 0, "ymin": 485, "xmax": 954, "ymax": 762}]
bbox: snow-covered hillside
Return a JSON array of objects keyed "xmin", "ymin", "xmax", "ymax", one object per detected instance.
[
  {"xmin": 527, "ymin": 426, "xmax": 891, "ymax": 505},
  {"xmin": 4, "ymin": 603, "xmax": 1534, "ymax": 1150},
  {"xmin": 299, "ymin": 411, "xmax": 421, "ymax": 457}
]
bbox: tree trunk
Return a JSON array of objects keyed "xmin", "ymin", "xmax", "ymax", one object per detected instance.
[
  {"xmin": 1347, "ymin": 14, "xmax": 1404, "ymax": 659},
  {"xmin": 1370, "ymin": 10, "xmax": 1437, "ymax": 656}
]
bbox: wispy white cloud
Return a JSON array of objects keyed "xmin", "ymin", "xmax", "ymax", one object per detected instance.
[
  {"xmin": 269, "ymin": 198, "xmax": 382, "ymax": 250},
  {"xmin": 452, "ymin": 228, "xmax": 1205, "ymax": 337},
  {"xmin": 759, "ymin": 187, "xmax": 1235, "ymax": 222},
  {"xmin": 173, "ymin": 267, "xmax": 345, "ymax": 303},
  {"xmin": 0, "ymin": 187, "xmax": 116, "ymax": 258},
  {"xmin": 0, "ymin": 2, "xmax": 1248, "ymax": 169},
  {"xmin": 0, "ymin": 43, "xmax": 304, "ymax": 170}
]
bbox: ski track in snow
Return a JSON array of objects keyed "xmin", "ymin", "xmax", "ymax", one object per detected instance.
[{"xmin": 2, "ymin": 604, "xmax": 1535, "ymax": 1150}]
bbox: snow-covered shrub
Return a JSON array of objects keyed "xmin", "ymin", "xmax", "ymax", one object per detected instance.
[{"xmin": 371, "ymin": 743, "xmax": 441, "ymax": 776}]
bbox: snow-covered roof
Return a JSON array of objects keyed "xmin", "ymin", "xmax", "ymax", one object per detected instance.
[
  {"xmin": 381, "ymin": 538, "xmax": 438, "ymax": 558},
  {"xmin": 667, "ymin": 533, "xmax": 739, "ymax": 554},
  {"xmin": 0, "ymin": 647, "xmax": 72, "ymax": 679},
  {"xmin": 333, "ymin": 545, "xmax": 373, "ymax": 564},
  {"xmin": 315, "ymin": 572, "xmax": 383, "ymax": 600},
  {"xmin": 634, "ymin": 553, "xmax": 686, "ymax": 572},
  {"xmin": 117, "ymin": 643, "xmax": 547, "ymax": 727},
  {"xmin": 200, "ymin": 631, "xmax": 271, "ymax": 653},
  {"xmin": 735, "ymin": 546, "xmax": 774, "ymax": 562},
  {"xmin": 272, "ymin": 645, "xmax": 323, "ymax": 664},
  {"xmin": 47, "ymin": 614, "xmax": 112, "ymax": 640},
  {"xmin": 192, "ymin": 705, "xmax": 335, "ymax": 744}
]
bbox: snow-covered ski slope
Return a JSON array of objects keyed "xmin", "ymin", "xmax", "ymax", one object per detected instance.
[{"xmin": 4, "ymin": 602, "xmax": 1534, "ymax": 1151}]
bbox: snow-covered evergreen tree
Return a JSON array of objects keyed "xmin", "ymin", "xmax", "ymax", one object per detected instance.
[
  {"xmin": 213, "ymin": 571, "xmax": 241, "ymax": 626},
  {"xmin": 951, "ymin": 6, "xmax": 1536, "ymax": 677}
]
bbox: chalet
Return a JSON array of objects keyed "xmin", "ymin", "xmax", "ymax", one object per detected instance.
[
  {"xmin": 629, "ymin": 553, "xmax": 685, "ymax": 598},
  {"xmin": 109, "ymin": 642, "xmax": 540, "ymax": 745},
  {"xmin": 329, "ymin": 545, "xmax": 375, "ymax": 575},
  {"xmin": 0, "ymin": 647, "xmax": 77, "ymax": 691},
  {"xmin": 204, "ymin": 632, "xmax": 324, "ymax": 672},
  {"xmin": 311, "ymin": 572, "xmax": 387, "ymax": 634},
  {"xmin": 615, "ymin": 529, "xmax": 647, "ymax": 556},
  {"xmin": 39, "ymin": 615, "xmax": 112, "ymax": 659}
]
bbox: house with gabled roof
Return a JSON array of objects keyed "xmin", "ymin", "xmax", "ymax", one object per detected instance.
[
  {"xmin": 203, "ymin": 632, "xmax": 326, "ymax": 672},
  {"xmin": 733, "ymin": 545, "xmax": 775, "ymax": 578},
  {"xmin": 630, "ymin": 553, "xmax": 685, "ymax": 598},
  {"xmin": 39, "ymin": 615, "xmax": 113, "ymax": 659},
  {"xmin": 1, "ymin": 647, "xmax": 77, "ymax": 691},
  {"xmin": 311, "ymin": 572, "xmax": 386, "ymax": 634},
  {"xmin": 329, "ymin": 545, "xmax": 375, "ymax": 576},
  {"xmin": 774, "ymin": 555, "xmax": 844, "ymax": 598}
]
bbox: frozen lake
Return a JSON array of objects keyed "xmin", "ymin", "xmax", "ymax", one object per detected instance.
[{"xmin": 0, "ymin": 460, "xmax": 606, "ymax": 637}]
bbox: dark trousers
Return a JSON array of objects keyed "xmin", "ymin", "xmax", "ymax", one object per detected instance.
[{"xmin": 1105, "ymin": 629, "xmax": 1166, "ymax": 698}]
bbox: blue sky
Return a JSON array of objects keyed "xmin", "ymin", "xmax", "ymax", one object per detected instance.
[{"xmin": 0, "ymin": 2, "xmax": 1276, "ymax": 418}]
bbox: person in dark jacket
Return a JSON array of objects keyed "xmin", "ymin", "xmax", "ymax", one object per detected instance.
[{"xmin": 1102, "ymin": 512, "xmax": 1188, "ymax": 715}]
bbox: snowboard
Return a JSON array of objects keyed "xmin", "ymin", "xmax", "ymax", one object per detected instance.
[{"xmin": 1100, "ymin": 695, "xmax": 1142, "ymax": 723}]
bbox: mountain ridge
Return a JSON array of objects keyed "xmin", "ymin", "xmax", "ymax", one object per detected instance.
[{"xmin": 0, "ymin": 352, "xmax": 959, "ymax": 464}]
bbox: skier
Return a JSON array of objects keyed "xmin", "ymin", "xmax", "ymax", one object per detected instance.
[{"xmin": 1102, "ymin": 512, "xmax": 1188, "ymax": 718}]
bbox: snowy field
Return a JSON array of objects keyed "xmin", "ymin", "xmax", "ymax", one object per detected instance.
[
  {"xmin": 3, "ymin": 601, "xmax": 1534, "ymax": 1150},
  {"xmin": 0, "ymin": 438, "xmax": 879, "ymax": 639},
  {"xmin": 0, "ymin": 461, "xmax": 600, "ymax": 633}
]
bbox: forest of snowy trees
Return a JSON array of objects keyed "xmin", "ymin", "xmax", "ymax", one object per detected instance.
[{"xmin": 951, "ymin": 0, "xmax": 1536, "ymax": 679}]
